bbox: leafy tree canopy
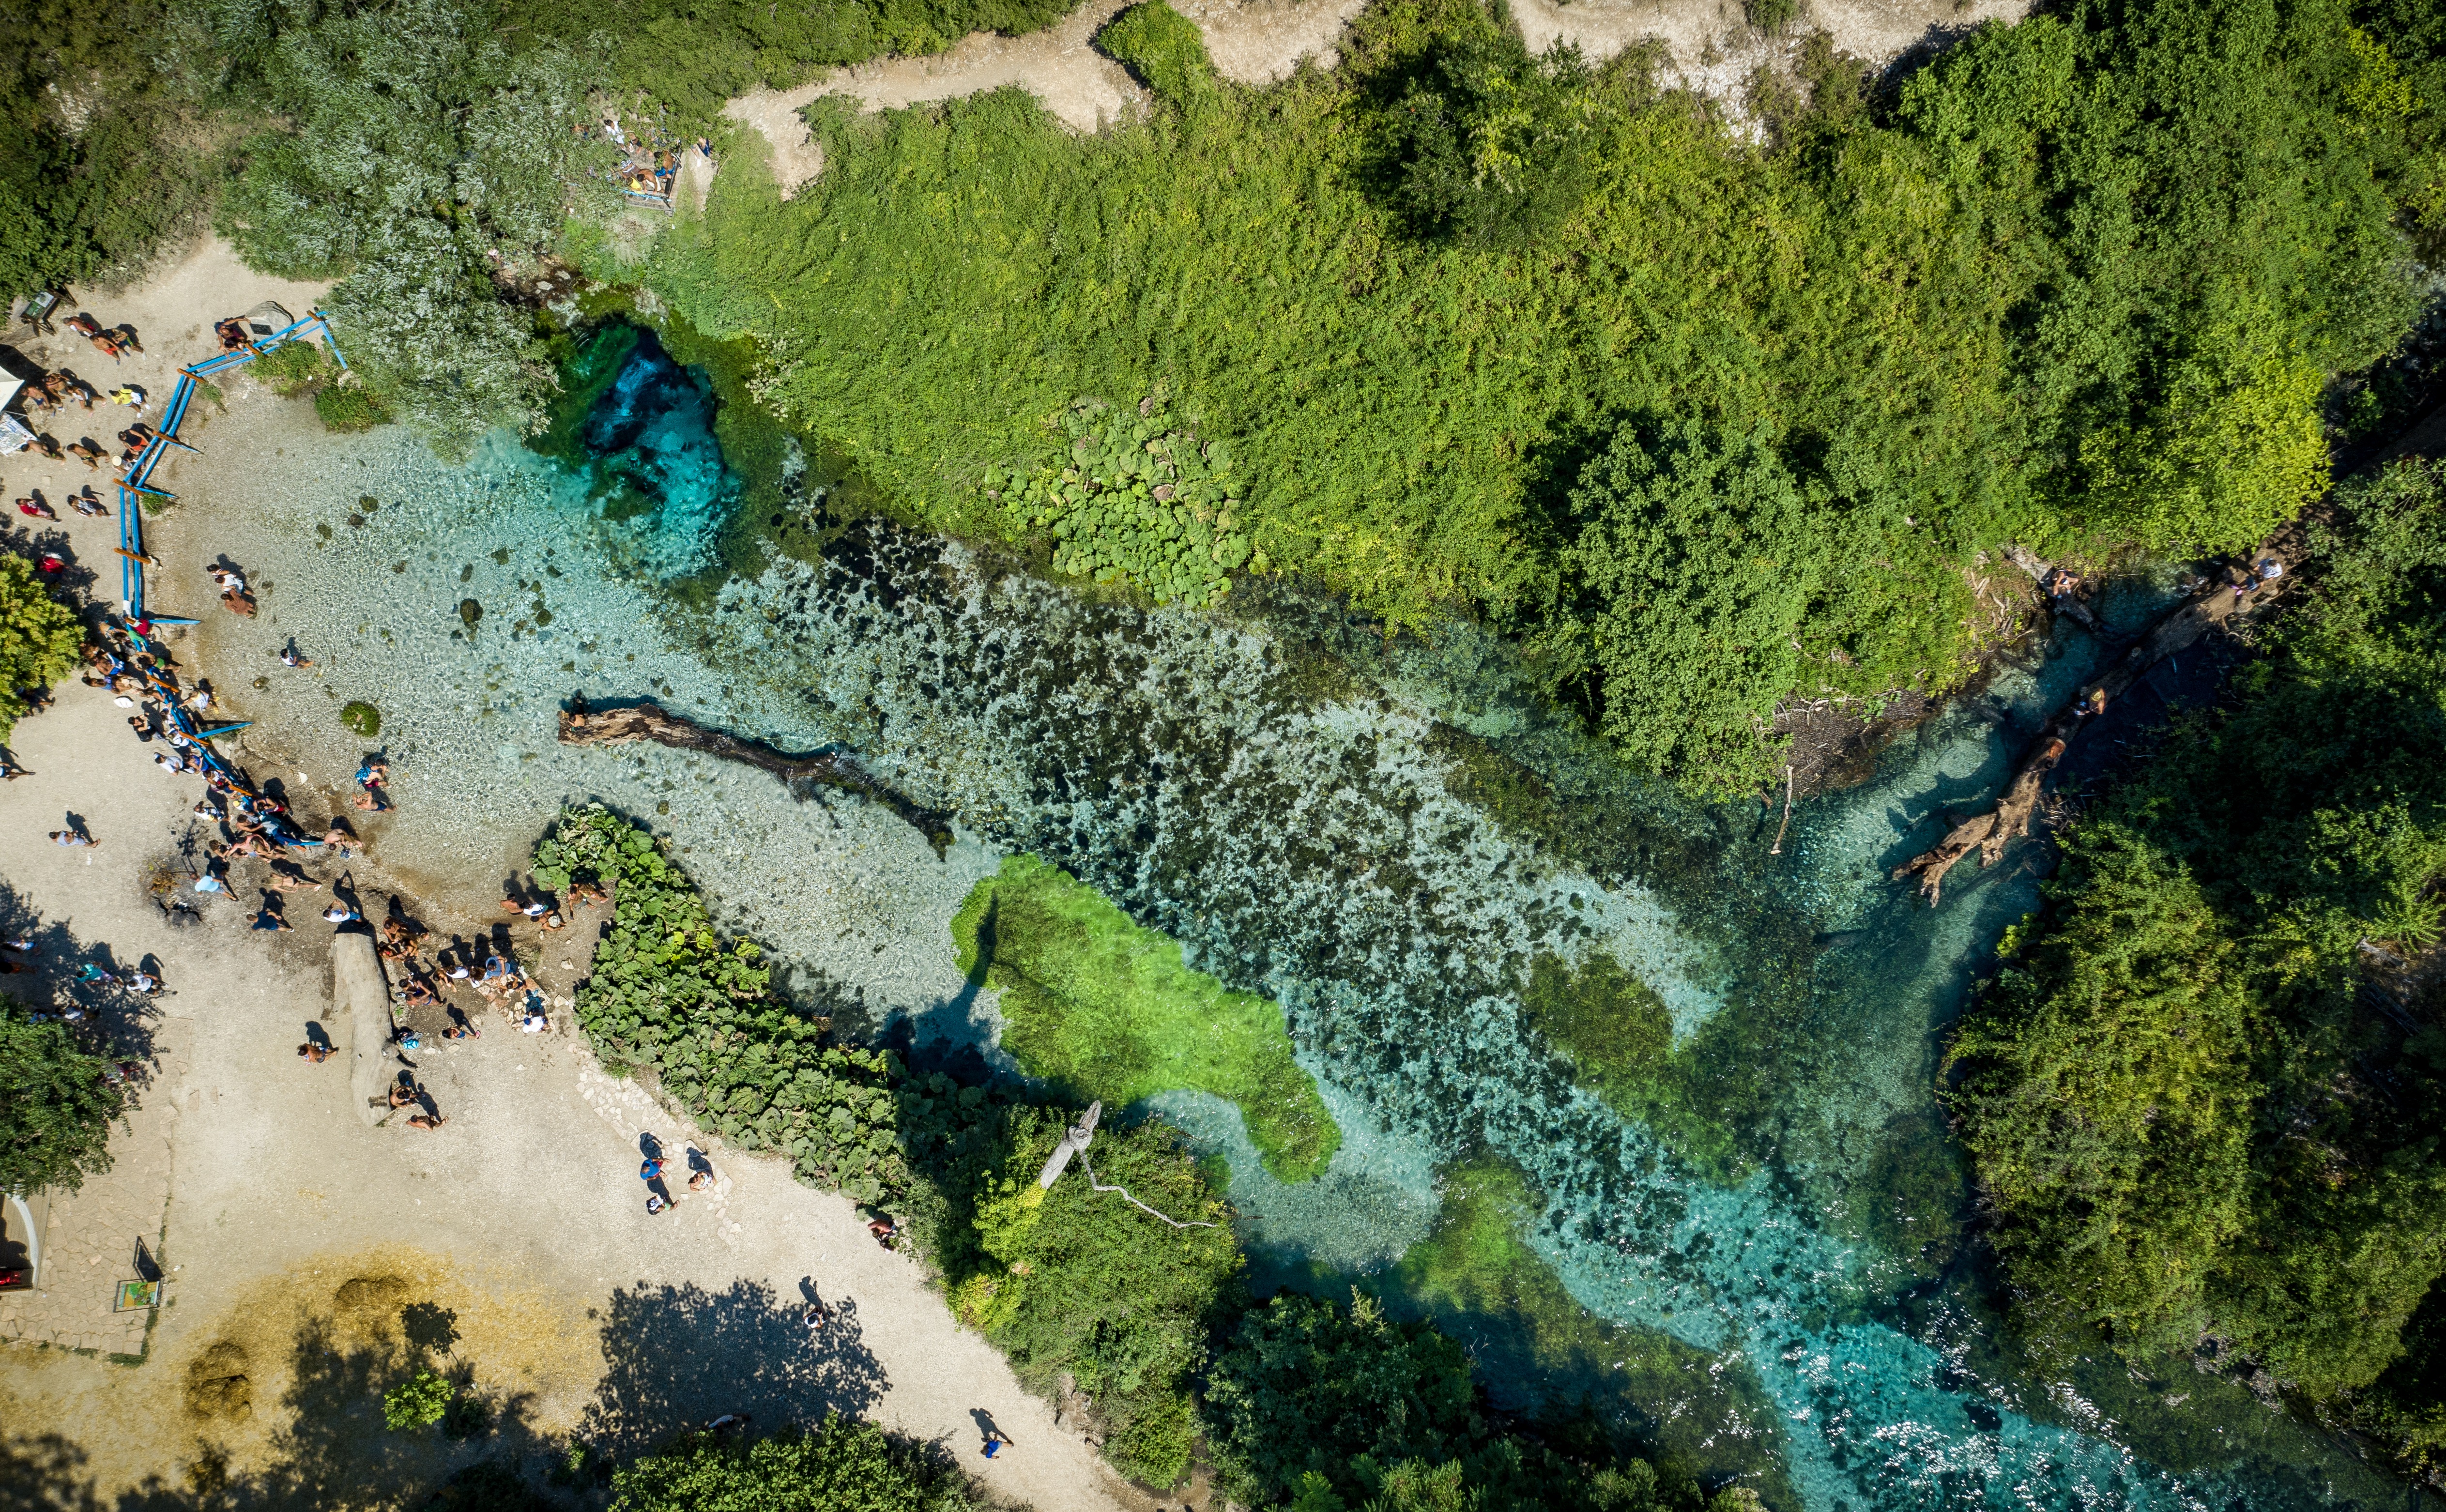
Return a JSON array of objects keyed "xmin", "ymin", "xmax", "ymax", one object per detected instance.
[
  {"xmin": 0, "ymin": 555, "xmax": 82, "ymax": 742},
  {"xmin": 1947, "ymin": 459, "xmax": 2446, "ymax": 1439},
  {"xmin": 0, "ymin": 0, "xmax": 216, "ymax": 294},
  {"xmin": 0, "ymin": 1003, "xmax": 126, "ymax": 1195},
  {"xmin": 211, "ymin": 0, "xmax": 617, "ymax": 451},
  {"xmin": 1096, "ymin": 0, "xmax": 1216, "ymax": 111},
  {"xmin": 1206, "ymin": 1289, "xmax": 1733, "ymax": 1512},
  {"xmin": 606, "ymin": 1416, "xmax": 976, "ymax": 1512}
]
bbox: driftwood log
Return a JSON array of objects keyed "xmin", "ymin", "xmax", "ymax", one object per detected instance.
[
  {"xmin": 1892, "ymin": 551, "xmax": 2297, "ymax": 905},
  {"xmin": 557, "ymin": 702, "xmax": 954, "ymax": 855}
]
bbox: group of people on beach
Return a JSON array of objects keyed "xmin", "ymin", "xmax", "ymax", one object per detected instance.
[
  {"xmin": 311, "ymin": 861, "xmax": 613, "ymax": 1135},
  {"xmin": 81, "ymin": 612, "xmax": 351, "ymax": 881},
  {"xmin": 2, "ymin": 935, "xmax": 170, "ymax": 1038},
  {"xmin": 62, "ymin": 311, "xmax": 140, "ymax": 363},
  {"xmin": 10, "ymin": 358, "xmax": 147, "ymax": 470}
]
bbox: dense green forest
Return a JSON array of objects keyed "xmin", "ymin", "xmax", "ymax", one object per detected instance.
[
  {"xmin": 1946, "ymin": 458, "xmax": 2446, "ymax": 1475},
  {"xmin": 5, "ymin": 0, "xmax": 2436, "ymax": 787}
]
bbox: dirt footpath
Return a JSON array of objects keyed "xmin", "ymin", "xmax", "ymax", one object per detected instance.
[{"xmin": 720, "ymin": 0, "xmax": 2033, "ymax": 197}]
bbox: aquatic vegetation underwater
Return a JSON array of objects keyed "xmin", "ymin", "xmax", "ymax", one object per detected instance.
[
  {"xmin": 950, "ymin": 852, "xmax": 1339, "ymax": 1181},
  {"xmin": 181, "ymin": 317, "xmax": 2417, "ymax": 1511}
]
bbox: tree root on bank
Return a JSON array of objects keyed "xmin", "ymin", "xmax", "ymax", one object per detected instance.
[
  {"xmin": 556, "ymin": 701, "xmax": 955, "ymax": 856},
  {"xmin": 1893, "ymin": 551, "xmax": 2296, "ymax": 905}
]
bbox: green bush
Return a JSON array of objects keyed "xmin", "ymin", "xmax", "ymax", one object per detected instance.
[
  {"xmin": 1096, "ymin": 0, "xmax": 1214, "ymax": 108},
  {"xmin": 1205, "ymin": 1290, "xmax": 1476, "ymax": 1504},
  {"xmin": 1537, "ymin": 416, "xmax": 1971, "ymax": 792},
  {"xmin": 1205, "ymin": 1290, "xmax": 1706, "ymax": 1512},
  {"xmin": 0, "ymin": 1003, "xmax": 128, "ymax": 1195},
  {"xmin": 986, "ymin": 397, "xmax": 1252, "ymax": 609},
  {"xmin": 0, "ymin": 0, "xmax": 215, "ymax": 293},
  {"xmin": 1944, "ymin": 828, "xmax": 2259, "ymax": 1356},
  {"xmin": 607, "ymin": 1415, "xmax": 977, "ymax": 1512},
  {"xmin": 1743, "ymin": 0, "xmax": 1798, "ymax": 35},
  {"xmin": 214, "ymin": 0, "xmax": 616, "ymax": 451},
  {"xmin": 249, "ymin": 339, "xmax": 330, "ymax": 397},
  {"xmin": 313, "ymin": 382, "xmax": 391, "ymax": 434},
  {"xmin": 382, "ymin": 1367, "xmax": 455, "ymax": 1431},
  {"xmin": 0, "ymin": 554, "xmax": 83, "ymax": 743},
  {"xmin": 1363, "ymin": 15, "xmax": 1606, "ymax": 251},
  {"xmin": 951, "ymin": 1107, "xmax": 1238, "ymax": 1486},
  {"xmin": 338, "ymin": 701, "xmax": 382, "ymax": 738}
]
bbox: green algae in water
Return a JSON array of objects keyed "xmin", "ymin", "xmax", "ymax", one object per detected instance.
[
  {"xmin": 1523, "ymin": 951, "xmax": 1746, "ymax": 1185},
  {"xmin": 953, "ymin": 854, "xmax": 1339, "ymax": 1182},
  {"xmin": 1366, "ymin": 1155, "xmax": 1793, "ymax": 1503},
  {"xmin": 338, "ymin": 700, "xmax": 381, "ymax": 737}
]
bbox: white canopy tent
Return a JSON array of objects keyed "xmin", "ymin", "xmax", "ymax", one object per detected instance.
[{"xmin": 0, "ymin": 376, "xmax": 32, "ymax": 454}]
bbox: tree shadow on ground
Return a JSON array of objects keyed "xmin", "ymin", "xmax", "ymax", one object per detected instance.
[
  {"xmin": 5, "ymin": 1280, "xmax": 888, "ymax": 1511},
  {"xmin": 95, "ymin": 1285, "xmax": 555, "ymax": 1512},
  {"xmin": 0, "ymin": 879, "xmax": 160, "ymax": 1080},
  {"xmin": 579, "ymin": 1277, "xmax": 888, "ymax": 1458},
  {"xmin": 0, "ymin": 1435, "xmax": 103, "ymax": 1512}
]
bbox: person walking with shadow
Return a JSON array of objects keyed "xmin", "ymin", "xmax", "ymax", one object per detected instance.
[
  {"xmin": 641, "ymin": 1138, "xmax": 676, "ymax": 1214},
  {"xmin": 972, "ymin": 1408, "xmax": 1010, "ymax": 1461}
]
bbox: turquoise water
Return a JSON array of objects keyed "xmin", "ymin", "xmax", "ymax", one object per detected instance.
[{"xmin": 186, "ymin": 325, "xmax": 2406, "ymax": 1510}]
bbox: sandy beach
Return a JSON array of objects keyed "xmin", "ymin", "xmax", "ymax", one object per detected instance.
[{"xmin": 0, "ymin": 243, "xmax": 1144, "ymax": 1511}]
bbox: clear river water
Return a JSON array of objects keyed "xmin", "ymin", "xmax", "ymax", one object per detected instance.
[{"xmin": 175, "ymin": 320, "xmax": 2409, "ymax": 1511}]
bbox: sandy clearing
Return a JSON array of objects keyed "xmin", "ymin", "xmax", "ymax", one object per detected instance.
[
  {"xmin": 1175, "ymin": 0, "xmax": 1373, "ymax": 86},
  {"xmin": 724, "ymin": 0, "xmax": 1147, "ymax": 199},
  {"xmin": 1510, "ymin": 0, "xmax": 2032, "ymax": 105},
  {"xmin": 0, "ymin": 254, "xmax": 1147, "ymax": 1512}
]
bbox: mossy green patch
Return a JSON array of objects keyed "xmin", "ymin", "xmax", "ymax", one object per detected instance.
[
  {"xmin": 1370, "ymin": 1156, "xmax": 1792, "ymax": 1501},
  {"xmin": 1522, "ymin": 951, "xmax": 1745, "ymax": 1184},
  {"xmin": 951, "ymin": 853, "xmax": 1339, "ymax": 1182}
]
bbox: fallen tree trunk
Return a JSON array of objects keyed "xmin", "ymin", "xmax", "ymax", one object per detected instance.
[
  {"xmin": 1893, "ymin": 553, "xmax": 2296, "ymax": 905},
  {"xmin": 335, "ymin": 927, "xmax": 395, "ymax": 1129},
  {"xmin": 557, "ymin": 702, "xmax": 954, "ymax": 854}
]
